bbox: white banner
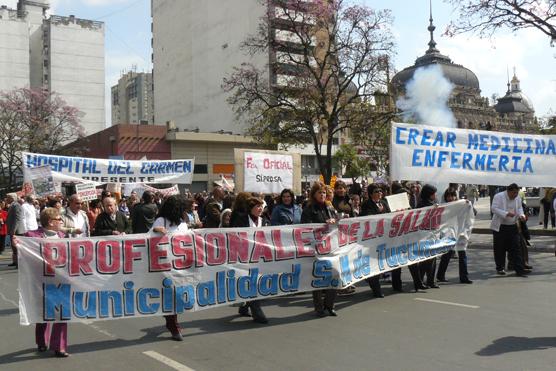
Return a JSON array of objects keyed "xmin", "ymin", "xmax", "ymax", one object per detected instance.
[
  {"xmin": 22, "ymin": 152, "xmax": 195, "ymax": 185},
  {"xmin": 244, "ymin": 152, "xmax": 293, "ymax": 193},
  {"xmin": 390, "ymin": 122, "xmax": 556, "ymax": 187},
  {"xmin": 122, "ymin": 184, "xmax": 180, "ymax": 198},
  {"xmin": 17, "ymin": 201, "xmax": 473, "ymax": 325},
  {"xmin": 75, "ymin": 182, "xmax": 98, "ymax": 202}
]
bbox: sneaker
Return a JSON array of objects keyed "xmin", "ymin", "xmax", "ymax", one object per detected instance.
[{"xmin": 496, "ymin": 270, "xmax": 506, "ymax": 275}]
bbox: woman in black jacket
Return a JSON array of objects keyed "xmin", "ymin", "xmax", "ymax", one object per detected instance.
[
  {"xmin": 301, "ymin": 182, "xmax": 338, "ymax": 317},
  {"xmin": 360, "ymin": 184, "xmax": 403, "ymax": 297},
  {"xmin": 230, "ymin": 196, "xmax": 270, "ymax": 324},
  {"xmin": 415, "ymin": 184, "xmax": 440, "ymax": 289}
]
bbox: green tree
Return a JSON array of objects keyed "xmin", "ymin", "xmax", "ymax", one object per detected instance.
[{"xmin": 333, "ymin": 143, "xmax": 370, "ymax": 181}]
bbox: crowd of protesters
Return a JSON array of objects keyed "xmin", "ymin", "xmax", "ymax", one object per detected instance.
[{"xmin": 0, "ymin": 179, "xmax": 536, "ymax": 357}]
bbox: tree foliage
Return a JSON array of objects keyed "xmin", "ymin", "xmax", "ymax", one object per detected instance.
[
  {"xmin": 0, "ymin": 87, "xmax": 84, "ymax": 189},
  {"xmin": 445, "ymin": 0, "xmax": 556, "ymax": 46},
  {"xmin": 333, "ymin": 143, "xmax": 371, "ymax": 180},
  {"xmin": 223, "ymin": 0, "xmax": 395, "ymax": 183}
]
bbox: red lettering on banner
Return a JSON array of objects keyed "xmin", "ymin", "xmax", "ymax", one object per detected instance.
[
  {"xmin": 389, "ymin": 213, "xmax": 404, "ymax": 237},
  {"xmin": 206, "ymin": 233, "xmax": 226, "ymax": 265},
  {"xmin": 419, "ymin": 209, "xmax": 432, "ymax": 230},
  {"xmin": 194, "ymin": 233, "xmax": 205, "ymax": 267},
  {"xmin": 227, "ymin": 232, "xmax": 249, "ymax": 263},
  {"xmin": 69, "ymin": 240, "xmax": 93, "ymax": 276},
  {"xmin": 397, "ymin": 211, "xmax": 414, "ymax": 236},
  {"xmin": 97, "ymin": 240, "xmax": 121, "ymax": 274},
  {"xmin": 123, "ymin": 239, "xmax": 144, "ymax": 273},
  {"xmin": 148, "ymin": 236, "xmax": 171, "ymax": 271},
  {"xmin": 272, "ymin": 230, "xmax": 293, "ymax": 260},
  {"xmin": 362, "ymin": 219, "xmax": 384, "ymax": 240},
  {"xmin": 349, "ymin": 222, "xmax": 360, "ymax": 243},
  {"xmin": 293, "ymin": 227, "xmax": 315, "ymax": 257},
  {"xmin": 409, "ymin": 210, "xmax": 422, "ymax": 232},
  {"xmin": 250, "ymin": 231, "xmax": 273, "ymax": 262},
  {"xmin": 314, "ymin": 226, "xmax": 331, "ymax": 255},
  {"xmin": 42, "ymin": 241, "xmax": 68, "ymax": 276},
  {"xmin": 171, "ymin": 234, "xmax": 194, "ymax": 269},
  {"xmin": 338, "ymin": 224, "xmax": 349, "ymax": 246}
]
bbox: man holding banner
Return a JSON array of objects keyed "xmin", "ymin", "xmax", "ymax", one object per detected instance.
[{"xmin": 490, "ymin": 184, "xmax": 529, "ymax": 277}]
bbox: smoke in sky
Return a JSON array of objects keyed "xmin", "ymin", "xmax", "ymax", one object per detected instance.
[{"xmin": 396, "ymin": 64, "xmax": 456, "ymax": 128}]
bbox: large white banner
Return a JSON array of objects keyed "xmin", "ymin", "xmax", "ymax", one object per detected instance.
[
  {"xmin": 244, "ymin": 151, "xmax": 293, "ymax": 193},
  {"xmin": 18, "ymin": 201, "xmax": 473, "ymax": 325},
  {"xmin": 390, "ymin": 122, "xmax": 556, "ymax": 187},
  {"xmin": 22, "ymin": 152, "xmax": 195, "ymax": 185}
]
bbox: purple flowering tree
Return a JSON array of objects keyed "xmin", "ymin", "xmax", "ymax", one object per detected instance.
[
  {"xmin": 223, "ymin": 0, "xmax": 395, "ymax": 183},
  {"xmin": 0, "ymin": 87, "xmax": 84, "ymax": 188}
]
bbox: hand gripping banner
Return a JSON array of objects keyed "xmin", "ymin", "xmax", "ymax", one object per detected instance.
[{"xmin": 18, "ymin": 201, "xmax": 474, "ymax": 325}]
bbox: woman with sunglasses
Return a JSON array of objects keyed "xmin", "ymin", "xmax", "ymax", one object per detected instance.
[{"xmin": 24, "ymin": 208, "xmax": 70, "ymax": 357}]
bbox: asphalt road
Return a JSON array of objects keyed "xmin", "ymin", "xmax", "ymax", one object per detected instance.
[{"xmin": 1, "ymin": 247, "xmax": 556, "ymax": 371}]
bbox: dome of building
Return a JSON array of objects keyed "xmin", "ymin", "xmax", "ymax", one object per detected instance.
[
  {"xmin": 391, "ymin": 12, "xmax": 480, "ymax": 93},
  {"xmin": 495, "ymin": 74, "xmax": 534, "ymax": 114}
]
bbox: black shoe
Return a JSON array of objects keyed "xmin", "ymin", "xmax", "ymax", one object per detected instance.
[
  {"xmin": 252, "ymin": 315, "xmax": 269, "ymax": 324},
  {"xmin": 460, "ymin": 279, "xmax": 473, "ymax": 284},
  {"xmin": 8, "ymin": 263, "xmax": 17, "ymax": 267},
  {"xmin": 496, "ymin": 270, "xmax": 506, "ymax": 275},
  {"xmin": 415, "ymin": 284, "xmax": 428, "ymax": 292},
  {"xmin": 516, "ymin": 272, "xmax": 528, "ymax": 277},
  {"xmin": 373, "ymin": 292, "xmax": 385, "ymax": 298},
  {"xmin": 428, "ymin": 284, "xmax": 440, "ymax": 289},
  {"xmin": 171, "ymin": 332, "xmax": 184, "ymax": 341},
  {"xmin": 37, "ymin": 346, "xmax": 47, "ymax": 352},
  {"xmin": 522, "ymin": 268, "xmax": 532, "ymax": 274},
  {"xmin": 250, "ymin": 305, "xmax": 268, "ymax": 324},
  {"xmin": 54, "ymin": 351, "xmax": 70, "ymax": 358},
  {"xmin": 315, "ymin": 309, "xmax": 327, "ymax": 318},
  {"xmin": 393, "ymin": 287, "xmax": 404, "ymax": 293},
  {"xmin": 238, "ymin": 305, "xmax": 250, "ymax": 317},
  {"xmin": 524, "ymin": 264, "xmax": 533, "ymax": 270},
  {"xmin": 325, "ymin": 308, "xmax": 338, "ymax": 317}
]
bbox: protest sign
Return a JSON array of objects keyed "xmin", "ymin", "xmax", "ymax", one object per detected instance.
[
  {"xmin": 18, "ymin": 201, "xmax": 473, "ymax": 324},
  {"xmin": 75, "ymin": 183, "xmax": 98, "ymax": 201},
  {"xmin": 26, "ymin": 165, "xmax": 56, "ymax": 197},
  {"xmin": 234, "ymin": 149, "xmax": 301, "ymax": 194},
  {"xmin": 390, "ymin": 122, "xmax": 556, "ymax": 187},
  {"xmin": 385, "ymin": 193, "xmax": 411, "ymax": 211},
  {"xmin": 22, "ymin": 152, "xmax": 195, "ymax": 185},
  {"xmin": 122, "ymin": 184, "xmax": 179, "ymax": 198}
]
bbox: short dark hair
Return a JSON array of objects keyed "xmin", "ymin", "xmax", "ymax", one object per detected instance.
[{"xmin": 507, "ymin": 183, "xmax": 520, "ymax": 191}]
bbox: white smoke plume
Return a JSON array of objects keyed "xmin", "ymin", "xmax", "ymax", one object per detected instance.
[{"xmin": 396, "ymin": 64, "xmax": 456, "ymax": 128}]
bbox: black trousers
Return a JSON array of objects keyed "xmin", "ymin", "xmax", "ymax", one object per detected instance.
[
  {"xmin": 408, "ymin": 264, "xmax": 424, "ymax": 290},
  {"xmin": 367, "ymin": 268, "xmax": 402, "ymax": 295},
  {"xmin": 419, "ymin": 258, "xmax": 437, "ymax": 287},
  {"xmin": 437, "ymin": 250, "xmax": 469, "ymax": 282},
  {"xmin": 493, "ymin": 224, "xmax": 525, "ymax": 273},
  {"xmin": 312, "ymin": 289, "xmax": 336, "ymax": 311},
  {"xmin": 542, "ymin": 200, "xmax": 555, "ymax": 228}
]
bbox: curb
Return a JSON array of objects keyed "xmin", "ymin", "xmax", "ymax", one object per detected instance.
[{"xmin": 468, "ymin": 243, "xmax": 555, "ymax": 253}]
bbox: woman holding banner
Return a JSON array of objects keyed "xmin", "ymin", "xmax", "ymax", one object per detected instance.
[
  {"xmin": 150, "ymin": 195, "xmax": 189, "ymax": 341},
  {"xmin": 301, "ymin": 182, "xmax": 338, "ymax": 317},
  {"xmin": 230, "ymin": 196, "xmax": 270, "ymax": 324},
  {"xmin": 24, "ymin": 208, "xmax": 70, "ymax": 357},
  {"xmin": 360, "ymin": 184, "xmax": 403, "ymax": 297},
  {"xmin": 436, "ymin": 188, "xmax": 473, "ymax": 284},
  {"xmin": 416, "ymin": 184, "xmax": 440, "ymax": 289}
]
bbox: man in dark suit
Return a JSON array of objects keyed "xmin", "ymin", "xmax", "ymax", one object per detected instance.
[
  {"xmin": 6, "ymin": 193, "xmax": 25, "ymax": 268},
  {"xmin": 203, "ymin": 185, "xmax": 225, "ymax": 228},
  {"xmin": 93, "ymin": 197, "xmax": 131, "ymax": 236},
  {"xmin": 131, "ymin": 191, "xmax": 158, "ymax": 233}
]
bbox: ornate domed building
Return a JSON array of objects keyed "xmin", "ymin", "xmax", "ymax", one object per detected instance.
[
  {"xmin": 390, "ymin": 10, "xmax": 539, "ymax": 133},
  {"xmin": 495, "ymin": 71, "xmax": 536, "ymax": 132}
]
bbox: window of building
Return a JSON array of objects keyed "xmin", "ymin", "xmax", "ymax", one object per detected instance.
[
  {"xmin": 194, "ymin": 164, "xmax": 208, "ymax": 174},
  {"xmin": 127, "ymin": 83, "xmax": 137, "ymax": 99}
]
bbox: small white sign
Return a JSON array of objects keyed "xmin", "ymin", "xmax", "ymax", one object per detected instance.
[
  {"xmin": 244, "ymin": 152, "xmax": 293, "ymax": 194},
  {"xmin": 75, "ymin": 183, "xmax": 98, "ymax": 201},
  {"xmin": 385, "ymin": 193, "xmax": 411, "ymax": 212}
]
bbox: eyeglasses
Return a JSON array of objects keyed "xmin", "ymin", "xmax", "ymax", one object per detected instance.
[
  {"xmin": 373, "ymin": 190, "xmax": 383, "ymax": 194},
  {"xmin": 51, "ymin": 217, "xmax": 63, "ymax": 221}
]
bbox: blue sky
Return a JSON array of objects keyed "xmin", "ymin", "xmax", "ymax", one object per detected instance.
[{"xmin": 5, "ymin": 0, "xmax": 555, "ymax": 123}]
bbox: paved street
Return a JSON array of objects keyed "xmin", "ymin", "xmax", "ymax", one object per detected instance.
[{"xmin": 0, "ymin": 198, "xmax": 555, "ymax": 371}]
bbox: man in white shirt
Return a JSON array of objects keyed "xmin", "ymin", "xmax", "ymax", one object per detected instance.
[
  {"xmin": 22, "ymin": 195, "xmax": 39, "ymax": 232},
  {"xmin": 61, "ymin": 194, "xmax": 90, "ymax": 238},
  {"xmin": 490, "ymin": 183, "xmax": 528, "ymax": 277}
]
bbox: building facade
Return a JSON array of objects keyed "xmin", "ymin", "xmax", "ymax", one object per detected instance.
[
  {"xmin": 151, "ymin": 0, "xmax": 266, "ymax": 134},
  {"xmin": 111, "ymin": 71, "xmax": 154, "ymax": 125},
  {"xmin": 391, "ymin": 11, "xmax": 537, "ymax": 134},
  {"xmin": 0, "ymin": 1, "xmax": 105, "ymax": 136}
]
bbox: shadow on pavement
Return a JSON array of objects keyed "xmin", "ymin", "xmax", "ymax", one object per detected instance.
[{"xmin": 476, "ymin": 336, "xmax": 556, "ymax": 356}]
